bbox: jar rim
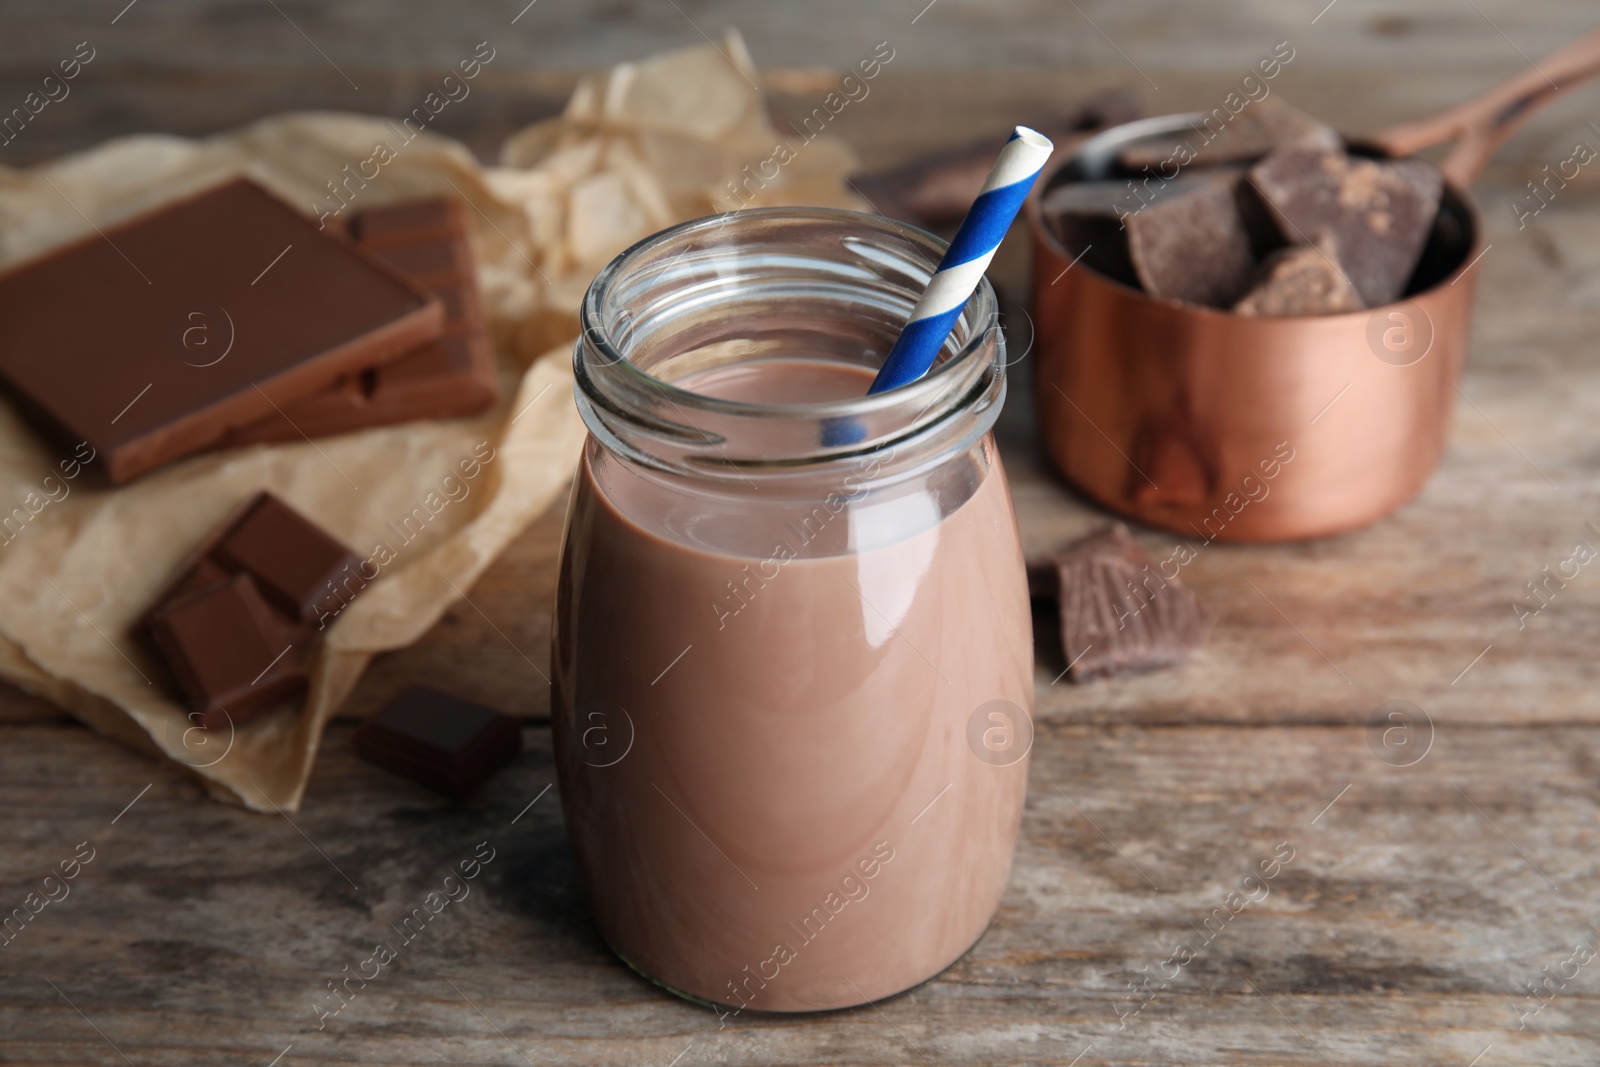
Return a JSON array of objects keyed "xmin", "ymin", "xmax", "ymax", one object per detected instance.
[
  {"xmin": 574, "ymin": 207, "xmax": 1005, "ymax": 479},
  {"xmin": 578, "ymin": 207, "xmax": 998, "ymax": 422}
]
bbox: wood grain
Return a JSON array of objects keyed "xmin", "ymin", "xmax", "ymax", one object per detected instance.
[
  {"xmin": 2, "ymin": 1, "xmax": 1598, "ymax": 1062},
  {"xmin": 0, "ymin": 718, "xmax": 1595, "ymax": 1066}
]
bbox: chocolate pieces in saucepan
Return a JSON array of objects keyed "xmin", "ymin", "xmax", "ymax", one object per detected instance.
[
  {"xmin": 141, "ymin": 492, "xmax": 366, "ymax": 726},
  {"xmin": 1247, "ymin": 148, "xmax": 1443, "ymax": 307},
  {"xmin": 1041, "ymin": 173, "xmax": 1265, "ymax": 307},
  {"xmin": 221, "ymin": 197, "xmax": 498, "ymax": 445},
  {"xmin": 0, "ymin": 178, "xmax": 443, "ymax": 483},
  {"xmin": 1234, "ymin": 240, "xmax": 1363, "ymax": 316},
  {"xmin": 354, "ymin": 687, "xmax": 523, "ymax": 800},
  {"xmin": 1124, "ymin": 174, "xmax": 1263, "ymax": 307},
  {"xmin": 1029, "ymin": 524, "xmax": 1206, "ymax": 682}
]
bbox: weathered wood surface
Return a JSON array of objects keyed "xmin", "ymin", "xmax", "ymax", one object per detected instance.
[
  {"xmin": 3, "ymin": 2, "xmax": 1600, "ymax": 1064},
  {"xmin": 3, "ymin": 719, "xmax": 1597, "ymax": 1066}
]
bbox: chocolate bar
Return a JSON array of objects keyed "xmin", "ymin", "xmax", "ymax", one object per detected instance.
[
  {"xmin": 1234, "ymin": 241, "xmax": 1363, "ymax": 316},
  {"xmin": 1117, "ymin": 98, "xmax": 1341, "ymax": 171},
  {"xmin": 141, "ymin": 492, "xmax": 367, "ymax": 725},
  {"xmin": 146, "ymin": 573, "xmax": 307, "ymax": 729},
  {"xmin": 1248, "ymin": 148, "xmax": 1443, "ymax": 307},
  {"xmin": 353, "ymin": 687, "xmax": 522, "ymax": 799},
  {"xmin": 0, "ymin": 178, "xmax": 443, "ymax": 483},
  {"xmin": 221, "ymin": 198, "xmax": 498, "ymax": 445},
  {"xmin": 1029, "ymin": 524, "xmax": 1206, "ymax": 682}
]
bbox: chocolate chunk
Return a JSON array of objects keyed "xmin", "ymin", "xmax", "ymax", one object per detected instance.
[
  {"xmin": 1042, "ymin": 172, "xmax": 1268, "ymax": 306},
  {"xmin": 140, "ymin": 492, "xmax": 366, "ymax": 726},
  {"xmin": 1117, "ymin": 98, "xmax": 1341, "ymax": 171},
  {"xmin": 0, "ymin": 178, "xmax": 443, "ymax": 483},
  {"xmin": 211, "ymin": 494, "xmax": 364, "ymax": 624},
  {"xmin": 1234, "ymin": 240, "xmax": 1363, "ymax": 316},
  {"xmin": 140, "ymin": 489, "xmax": 363, "ymax": 630},
  {"xmin": 353, "ymin": 687, "xmax": 523, "ymax": 799},
  {"xmin": 1039, "ymin": 179, "xmax": 1143, "ymax": 287},
  {"xmin": 220, "ymin": 197, "xmax": 498, "ymax": 446},
  {"xmin": 1125, "ymin": 174, "xmax": 1260, "ymax": 307},
  {"xmin": 1029, "ymin": 524, "xmax": 1206, "ymax": 682},
  {"xmin": 147, "ymin": 573, "xmax": 307, "ymax": 728},
  {"xmin": 1248, "ymin": 148, "xmax": 1443, "ymax": 306}
]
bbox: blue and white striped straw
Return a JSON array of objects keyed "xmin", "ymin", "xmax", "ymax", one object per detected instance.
[{"xmin": 868, "ymin": 125, "xmax": 1054, "ymax": 394}]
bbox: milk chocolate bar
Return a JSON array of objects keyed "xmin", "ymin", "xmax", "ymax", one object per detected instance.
[
  {"xmin": 1248, "ymin": 148, "xmax": 1443, "ymax": 307},
  {"xmin": 0, "ymin": 178, "xmax": 443, "ymax": 483},
  {"xmin": 222, "ymin": 198, "xmax": 497, "ymax": 445},
  {"xmin": 146, "ymin": 573, "xmax": 307, "ymax": 729},
  {"xmin": 353, "ymin": 687, "xmax": 522, "ymax": 799},
  {"xmin": 1029, "ymin": 524, "xmax": 1206, "ymax": 682}
]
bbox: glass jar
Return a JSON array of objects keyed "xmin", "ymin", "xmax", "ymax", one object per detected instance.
[{"xmin": 551, "ymin": 208, "xmax": 1033, "ymax": 1015}]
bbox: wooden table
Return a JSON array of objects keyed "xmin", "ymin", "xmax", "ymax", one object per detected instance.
[{"xmin": 3, "ymin": 4, "xmax": 1598, "ymax": 1064}]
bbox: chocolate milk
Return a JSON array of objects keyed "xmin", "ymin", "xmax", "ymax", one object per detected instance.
[{"xmin": 552, "ymin": 358, "xmax": 1032, "ymax": 1012}]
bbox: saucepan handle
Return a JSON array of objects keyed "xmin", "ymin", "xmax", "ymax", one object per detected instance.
[{"xmin": 1371, "ymin": 26, "xmax": 1600, "ymax": 187}]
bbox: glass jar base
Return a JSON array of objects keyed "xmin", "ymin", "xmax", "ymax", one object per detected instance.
[{"xmin": 598, "ymin": 912, "xmax": 1003, "ymax": 1016}]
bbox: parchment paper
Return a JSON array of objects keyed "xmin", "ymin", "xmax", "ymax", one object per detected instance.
[{"xmin": 0, "ymin": 31, "xmax": 861, "ymax": 811}]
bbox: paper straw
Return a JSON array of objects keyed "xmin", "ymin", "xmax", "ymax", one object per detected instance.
[{"xmin": 867, "ymin": 126, "xmax": 1054, "ymax": 394}]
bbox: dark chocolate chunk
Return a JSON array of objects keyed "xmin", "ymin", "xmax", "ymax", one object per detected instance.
[
  {"xmin": 1042, "ymin": 172, "xmax": 1269, "ymax": 306},
  {"xmin": 220, "ymin": 197, "xmax": 498, "ymax": 446},
  {"xmin": 1247, "ymin": 148, "xmax": 1443, "ymax": 307},
  {"xmin": 1125, "ymin": 174, "xmax": 1260, "ymax": 307},
  {"xmin": 1039, "ymin": 179, "xmax": 1143, "ymax": 287},
  {"xmin": 146, "ymin": 573, "xmax": 307, "ymax": 728},
  {"xmin": 212, "ymin": 494, "xmax": 363, "ymax": 624},
  {"xmin": 1117, "ymin": 98, "xmax": 1341, "ymax": 171},
  {"xmin": 1029, "ymin": 523, "xmax": 1206, "ymax": 682},
  {"xmin": 0, "ymin": 178, "xmax": 443, "ymax": 483},
  {"xmin": 1234, "ymin": 240, "xmax": 1363, "ymax": 316},
  {"xmin": 353, "ymin": 686, "xmax": 522, "ymax": 799}
]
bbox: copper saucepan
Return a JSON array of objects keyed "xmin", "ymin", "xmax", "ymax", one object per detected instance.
[{"xmin": 1026, "ymin": 30, "xmax": 1600, "ymax": 542}]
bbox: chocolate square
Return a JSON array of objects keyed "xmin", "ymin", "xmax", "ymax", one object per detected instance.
[
  {"xmin": 354, "ymin": 687, "xmax": 523, "ymax": 799},
  {"xmin": 212, "ymin": 494, "xmax": 363, "ymax": 625},
  {"xmin": 1030, "ymin": 524, "xmax": 1207, "ymax": 682},
  {"xmin": 147, "ymin": 573, "xmax": 307, "ymax": 727}
]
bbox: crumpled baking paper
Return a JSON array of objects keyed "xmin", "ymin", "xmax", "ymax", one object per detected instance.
[{"xmin": 0, "ymin": 30, "xmax": 862, "ymax": 811}]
